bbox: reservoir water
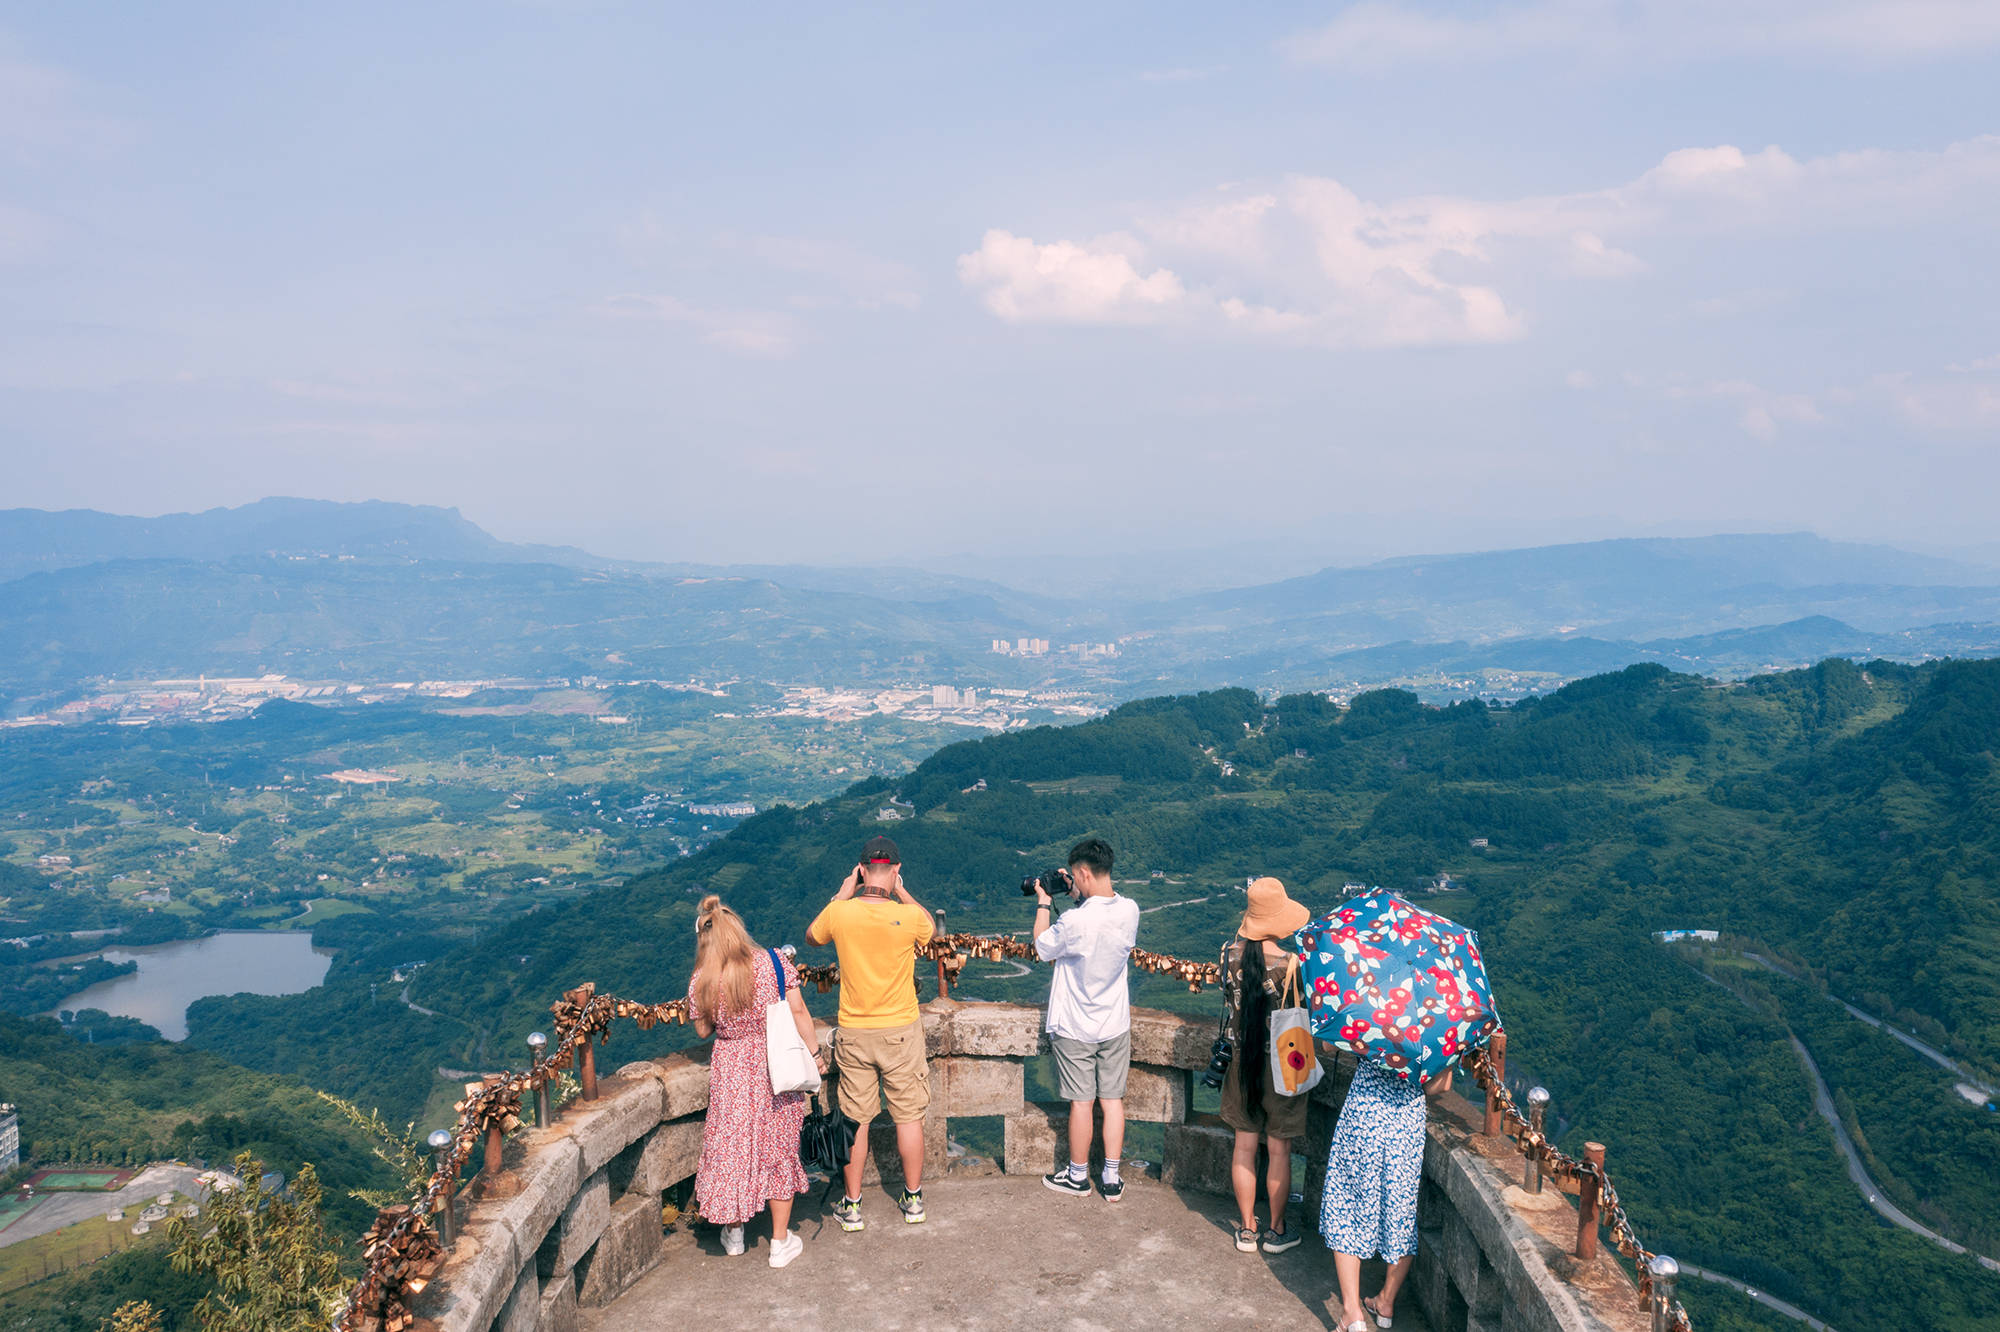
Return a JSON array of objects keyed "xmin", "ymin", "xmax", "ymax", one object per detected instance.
[{"xmin": 47, "ymin": 931, "xmax": 333, "ymax": 1040}]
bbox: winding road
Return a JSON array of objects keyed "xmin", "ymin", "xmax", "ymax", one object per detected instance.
[
  {"xmin": 1678, "ymin": 1264, "xmax": 1833, "ymax": 1330},
  {"xmin": 1691, "ymin": 967, "xmax": 2000, "ymax": 1274},
  {"xmin": 1741, "ymin": 954, "xmax": 1997, "ymax": 1102}
]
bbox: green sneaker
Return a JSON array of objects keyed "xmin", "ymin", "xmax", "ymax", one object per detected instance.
[
  {"xmin": 834, "ymin": 1196, "xmax": 864, "ymax": 1232},
  {"xmin": 898, "ymin": 1188, "xmax": 926, "ymax": 1224}
]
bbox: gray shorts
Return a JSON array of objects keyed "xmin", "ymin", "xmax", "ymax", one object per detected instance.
[{"xmin": 1050, "ymin": 1032, "xmax": 1131, "ymax": 1102}]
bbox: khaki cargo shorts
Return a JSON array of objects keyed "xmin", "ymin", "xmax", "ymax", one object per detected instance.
[{"xmin": 833, "ymin": 1019, "xmax": 931, "ymax": 1125}]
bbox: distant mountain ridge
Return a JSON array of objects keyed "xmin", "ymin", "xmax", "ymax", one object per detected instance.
[
  {"xmin": 0, "ymin": 497, "xmax": 615, "ymax": 583},
  {"xmin": 5, "ymin": 500, "xmax": 2000, "ymax": 709}
]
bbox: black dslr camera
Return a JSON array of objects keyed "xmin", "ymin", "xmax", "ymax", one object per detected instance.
[
  {"xmin": 1019, "ymin": 867, "xmax": 1074, "ymax": 899},
  {"xmin": 1200, "ymin": 1035, "xmax": 1234, "ymax": 1090}
]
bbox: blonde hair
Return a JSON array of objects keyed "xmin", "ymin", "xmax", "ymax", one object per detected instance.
[{"xmin": 692, "ymin": 894, "xmax": 760, "ymax": 1021}]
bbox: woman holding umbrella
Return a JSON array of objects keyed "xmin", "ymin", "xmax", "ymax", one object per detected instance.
[{"xmin": 1296, "ymin": 893, "xmax": 1497, "ymax": 1332}]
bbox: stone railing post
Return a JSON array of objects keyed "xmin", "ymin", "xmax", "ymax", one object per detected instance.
[
  {"xmin": 1648, "ymin": 1254, "xmax": 1679, "ymax": 1332},
  {"xmin": 1576, "ymin": 1141, "xmax": 1605, "ymax": 1259},
  {"xmin": 427, "ymin": 1129, "xmax": 456, "ymax": 1247},
  {"xmin": 1483, "ymin": 1031, "xmax": 1508, "ymax": 1137},
  {"xmin": 1524, "ymin": 1086, "xmax": 1550, "ymax": 1193},
  {"xmin": 527, "ymin": 1031, "xmax": 553, "ymax": 1126}
]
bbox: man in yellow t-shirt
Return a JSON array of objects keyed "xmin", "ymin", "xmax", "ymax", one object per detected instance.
[{"xmin": 806, "ymin": 834, "xmax": 936, "ymax": 1231}]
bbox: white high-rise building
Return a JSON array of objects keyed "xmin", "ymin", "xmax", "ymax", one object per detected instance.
[
  {"xmin": 0, "ymin": 1104, "xmax": 18, "ymax": 1172},
  {"xmin": 932, "ymin": 685, "xmax": 960, "ymax": 708}
]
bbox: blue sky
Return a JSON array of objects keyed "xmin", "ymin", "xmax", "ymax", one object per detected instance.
[{"xmin": 2, "ymin": 2, "xmax": 1996, "ymax": 570}]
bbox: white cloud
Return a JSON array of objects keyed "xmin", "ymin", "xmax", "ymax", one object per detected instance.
[
  {"xmin": 956, "ymin": 230, "xmax": 1187, "ymax": 325},
  {"xmin": 959, "ymin": 134, "xmax": 2000, "ymax": 349},
  {"xmin": 595, "ymin": 294, "xmax": 799, "ymax": 357},
  {"xmin": 1871, "ymin": 367, "xmax": 2000, "ymax": 431},
  {"xmin": 1665, "ymin": 378, "xmax": 1824, "ymax": 440},
  {"xmin": 1281, "ymin": 0, "xmax": 2000, "ymax": 73},
  {"xmin": 1566, "ymin": 369, "xmax": 1595, "ymax": 389}
]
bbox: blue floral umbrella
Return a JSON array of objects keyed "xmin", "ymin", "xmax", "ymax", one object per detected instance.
[{"xmin": 1292, "ymin": 890, "xmax": 1499, "ymax": 1088}]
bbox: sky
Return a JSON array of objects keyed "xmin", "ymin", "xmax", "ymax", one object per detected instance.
[{"xmin": 1, "ymin": 2, "xmax": 1996, "ymax": 572}]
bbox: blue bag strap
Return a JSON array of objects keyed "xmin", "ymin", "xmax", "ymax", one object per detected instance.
[{"xmin": 768, "ymin": 947, "xmax": 786, "ymax": 1000}]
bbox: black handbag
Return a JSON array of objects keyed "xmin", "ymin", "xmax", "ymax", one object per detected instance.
[{"xmin": 800, "ymin": 1097, "xmax": 856, "ymax": 1178}]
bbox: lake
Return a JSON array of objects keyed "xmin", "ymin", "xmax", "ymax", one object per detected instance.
[{"xmin": 47, "ymin": 931, "xmax": 333, "ymax": 1040}]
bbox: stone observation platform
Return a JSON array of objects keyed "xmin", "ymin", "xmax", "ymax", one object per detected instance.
[
  {"xmin": 590, "ymin": 1171, "xmax": 1429, "ymax": 1332},
  {"xmin": 410, "ymin": 1002, "xmax": 1656, "ymax": 1332}
]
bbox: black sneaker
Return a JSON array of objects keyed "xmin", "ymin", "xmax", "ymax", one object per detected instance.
[
  {"xmin": 1100, "ymin": 1177, "xmax": 1125, "ymax": 1202},
  {"xmin": 1260, "ymin": 1227, "xmax": 1301, "ymax": 1253},
  {"xmin": 1043, "ymin": 1170, "xmax": 1092, "ymax": 1197}
]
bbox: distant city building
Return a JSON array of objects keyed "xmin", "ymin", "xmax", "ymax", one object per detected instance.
[
  {"xmin": 1469, "ymin": 837, "xmax": 1490, "ymax": 849},
  {"xmin": 875, "ymin": 806, "xmax": 908, "ymax": 822},
  {"xmin": 323, "ymin": 769, "xmax": 402, "ymax": 785},
  {"xmin": 961, "ymin": 778, "xmax": 987, "ymax": 793},
  {"xmin": 932, "ymin": 685, "xmax": 960, "ymax": 709},
  {"xmin": 1653, "ymin": 929, "xmax": 1720, "ymax": 943},
  {"xmin": 0, "ymin": 1103, "xmax": 18, "ymax": 1171},
  {"xmin": 37, "ymin": 854, "xmax": 72, "ymax": 867},
  {"xmin": 991, "ymin": 639, "xmax": 1010, "ymax": 654},
  {"xmin": 687, "ymin": 802, "xmax": 756, "ymax": 818}
]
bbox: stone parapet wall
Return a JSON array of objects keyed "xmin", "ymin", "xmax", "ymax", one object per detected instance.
[{"xmin": 409, "ymin": 1001, "xmax": 1645, "ymax": 1332}]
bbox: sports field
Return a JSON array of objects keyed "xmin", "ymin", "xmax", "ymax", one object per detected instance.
[
  {"xmin": 24, "ymin": 1170, "xmax": 125, "ymax": 1192},
  {"xmin": 0, "ymin": 1196, "xmax": 33, "ymax": 1233}
]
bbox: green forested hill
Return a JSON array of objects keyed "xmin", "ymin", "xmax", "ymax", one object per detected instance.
[
  {"xmin": 196, "ymin": 658, "xmax": 2000, "ymax": 1330},
  {"xmin": 0, "ymin": 1013, "xmax": 400, "ymax": 1242}
]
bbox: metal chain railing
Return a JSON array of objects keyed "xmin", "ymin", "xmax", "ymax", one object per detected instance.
[{"xmin": 1464, "ymin": 1044, "xmax": 1692, "ymax": 1332}]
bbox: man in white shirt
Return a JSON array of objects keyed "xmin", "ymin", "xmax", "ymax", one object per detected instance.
[{"xmin": 1032, "ymin": 837, "xmax": 1140, "ymax": 1201}]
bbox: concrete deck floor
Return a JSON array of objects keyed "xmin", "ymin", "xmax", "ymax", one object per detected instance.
[{"xmin": 582, "ymin": 1174, "xmax": 1431, "ymax": 1332}]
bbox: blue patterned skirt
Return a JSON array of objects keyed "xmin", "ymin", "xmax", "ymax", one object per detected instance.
[{"xmin": 1321, "ymin": 1060, "xmax": 1425, "ymax": 1260}]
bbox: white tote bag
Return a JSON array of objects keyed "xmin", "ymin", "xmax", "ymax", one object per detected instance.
[
  {"xmin": 1268, "ymin": 954, "xmax": 1324, "ymax": 1098},
  {"xmin": 764, "ymin": 948, "xmax": 822, "ymax": 1096}
]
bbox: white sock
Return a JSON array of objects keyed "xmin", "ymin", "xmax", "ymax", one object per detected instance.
[
  {"xmin": 1102, "ymin": 1157, "xmax": 1122, "ymax": 1184},
  {"xmin": 1067, "ymin": 1160, "xmax": 1087, "ymax": 1182}
]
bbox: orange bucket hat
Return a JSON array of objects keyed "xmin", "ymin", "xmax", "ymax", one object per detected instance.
[{"xmin": 1238, "ymin": 876, "xmax": 1309, "ymax": 941}]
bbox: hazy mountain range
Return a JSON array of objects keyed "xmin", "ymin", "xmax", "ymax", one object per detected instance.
[{"xmin": 4, "ymin": 498, "xmax": 2000, "ymax": 711}]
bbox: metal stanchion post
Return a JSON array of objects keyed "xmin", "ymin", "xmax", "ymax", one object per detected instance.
[
  {"xmin": 1525, "ymin": 1087, "xmax": 1550, "ymax": 1194},
  {"xmin": 527, "ymin": 1032, "xmax": 552, "ymax": 1127},
  {"xmin": 580, "ymin": 1040, "xmax": 598, "ymax": 1101},
  {"xmin": 1483, "ymin": 1031, "xmax": 1508, "ymax": 1137},
  {"xmin": 1649, "ymin": 1255, "xmax": 1679, "ymax": 1332},
  {"xmin": 934, "ymin": 910, "xmax": 950, "ymax": 999},
  {"xmin": 427, "ymin": 1129, "xmax": 456, "ymax": 1247}
]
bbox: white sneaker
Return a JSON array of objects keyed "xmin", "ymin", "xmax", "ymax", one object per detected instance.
[
  {"xmin": 768, "ymin": 1231, "xmax": 803, "ymax": 1268},
  {"xmin": 721, "ymin": 1224, "xmax": 745, "ymax": 1256}
]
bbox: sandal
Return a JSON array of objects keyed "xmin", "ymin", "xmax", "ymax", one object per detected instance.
[
  {"xmin": 1364, "ymin": 1296, "xmax": 1394, "ymax": 1328},
  {"xmin": 1234, "ymin": 1226, "xmax": 1259, "ymax": 1252}
]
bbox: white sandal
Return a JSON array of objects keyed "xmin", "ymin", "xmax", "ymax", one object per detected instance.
[{"xmin": 1364, "ymin": 1296, "xmax": 1394, "ymax": 1328}]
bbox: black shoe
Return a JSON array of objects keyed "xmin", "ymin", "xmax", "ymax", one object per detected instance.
[
  {"xmin": 1100, "ymin": 1177, "xmax": 1124, "ymax": 1202},
  {"xmin": 1260, "ymin": 1227, "xmax": 1301, "ymax": 1253},
  {"xmin": 1043, "ymin": 1170, "xmax": 1091, "ymax": 1197}
]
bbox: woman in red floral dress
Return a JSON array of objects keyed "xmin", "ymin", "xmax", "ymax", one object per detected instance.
[{"xmin": 689, "ymin": 894, "xmax": 824, "ymax": 1268}]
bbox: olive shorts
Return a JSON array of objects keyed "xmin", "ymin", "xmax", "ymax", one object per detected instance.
[
  {"xmin": 833, "ymin": 1019, "xmax": 931, "ymax": 1125},
  {"xmin": 1050, "ymin": 1031, "xmax": 1131, "ymax": 1102}
]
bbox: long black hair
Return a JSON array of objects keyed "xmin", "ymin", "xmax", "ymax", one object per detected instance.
[{"xmin": 1237, "ymin": 937, "xmax": 1270, "ymax": 1118}]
